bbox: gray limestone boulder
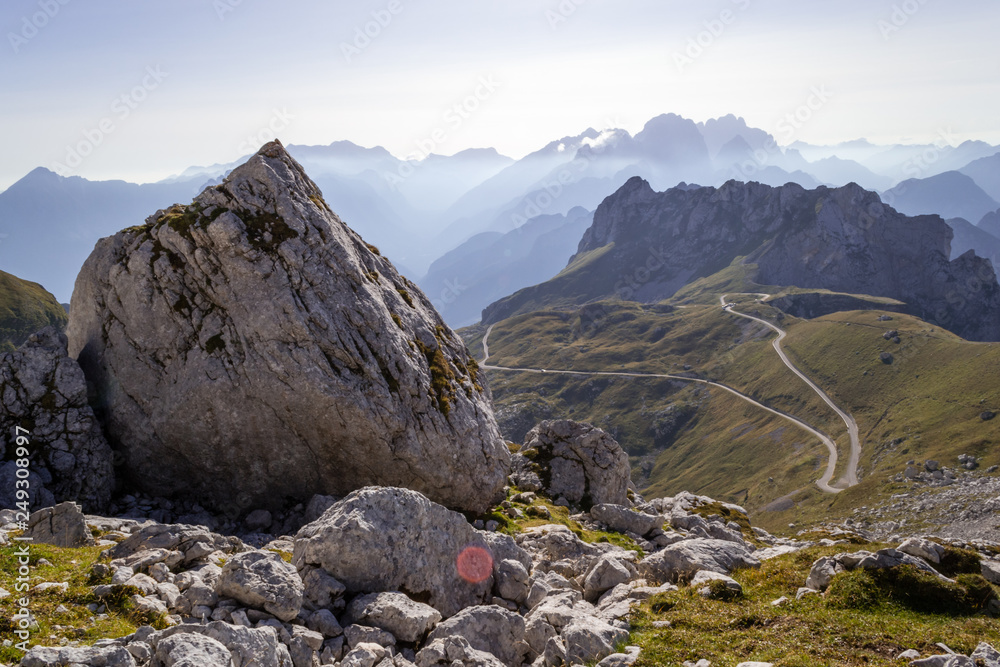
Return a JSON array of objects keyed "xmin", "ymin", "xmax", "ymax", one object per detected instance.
[
  {"xmin": 20, "ymin": 645, "xmax": 136, "ymax": 667},
  {"xmin": 0, "ymin": 328, "xmax": 114, "ymax": 511},
  {"xmin": 590, "ymin": 504, "xmax": 662, "ymax": 537},
  {"xmin": 345, "ymin": 592, "xmax": 442, "ymax": 643},
  {"xmin": 583, "ymin": 553, "xmax": 637, "ymax": 601},
  {"xmin": 415, "ymin": 636, "xmax": 506, "ymax": 667},
  {"xmin": 293, "ymin": 487, "xmax": 495, "ymax": 618},
  {"xmin": 640, "ymin": 538, "xmax": 761, "ymax": 583},
  {"xmin": 518, "ymin": 420, "xmax": 631, "ymax": 507},
  {"xmin": 104, "ymin": 523, "xmax": 244, "ymax": 566},
  {"xmin": 149, "ymin": 621, "xmax": 293, "ymax": 667},
  {"xmin": 425, "ymin": 605, "xmax": 526, "ymax": 667},
  {"xmin": 67, "ymin": 141, "xmax": 509, "ymax": 514},
  {"xmin": 216, "ymin": 550, "xmax": 304, "ymax": 622},
  {"xmin": 23, "ymin": 502, "xmax": 94, "ymax": 548},
  {"xmin": 561, "ymin": 615, "xmax": 631, "ymax": 665},
  {"xmin": 151, "ymin": 634, "xmax": 233, "ymax": 667}
]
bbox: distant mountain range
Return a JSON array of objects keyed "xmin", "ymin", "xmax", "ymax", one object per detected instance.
[{"xmin": 2, "ymin": 113, "xmax": 999, "ymax": 324}]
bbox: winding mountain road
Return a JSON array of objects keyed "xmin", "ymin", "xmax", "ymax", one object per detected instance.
[
  {"xmin": 720, "ymin": 294, "xmax": 861, "ymax": 489},
  {"xmin": 481, "ymin": 318, "xmax": 849, "ymax": 494}
]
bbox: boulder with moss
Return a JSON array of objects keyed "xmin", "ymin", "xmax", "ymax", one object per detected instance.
[
  {"xmin": 514, "ymin": 420, "xmax": 631, "ymax": 508},
  {"xmin": 66, "ymin": 141, "xmax": 509, "ymax": 515}
]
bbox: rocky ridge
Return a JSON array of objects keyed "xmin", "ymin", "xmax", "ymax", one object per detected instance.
[
  {"xmin": 483, "ymin": 178, "xmax": 1000, "ymax": 342},
  {"xmin": 66, "ymin": 141, "xmax": 509, "ymax": 515}
]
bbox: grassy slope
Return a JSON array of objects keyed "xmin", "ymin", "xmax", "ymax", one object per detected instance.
[
  {"xmin": 470, "ymin": 290, "xmax": 1000, "ymax": 534},
  {"xmin": 473, "ymin": 301, "xmax": 836, "ymax": 514},
  {"xmin": 0, "ymin": 540, "xmax": 164, "ymax": 663},
  {"xmin": 757, "ymin": 309, "xmax": 1000, "ymax": 530},
  {"xmin": 0, "ymin": 270, "xmax": 68, "ymax": 352},
  {"xmin": 631, "ymin": 543, "xmax": 1000, "ymax": 666}
]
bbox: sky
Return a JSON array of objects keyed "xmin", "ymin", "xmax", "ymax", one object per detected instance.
[{"xmin": 1, "ymin": 0, "xmax": 998, "ymax": 190}]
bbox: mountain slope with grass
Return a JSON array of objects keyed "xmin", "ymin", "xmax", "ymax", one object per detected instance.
[
  {"xmin": 0, "ymin": 269, "xmax": 67, "ymax": 352},
  {"xmin": 465, "ymin": 291, "xmax": 1000, "ymax": 533}
]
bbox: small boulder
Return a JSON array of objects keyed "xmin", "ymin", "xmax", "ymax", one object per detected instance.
[
  {"xmin": 153, "ymin": 633, "xmax": 234, "ymax": 667},
  {"xmin": 415, "ymin": 636, "xmax": 506, "ymax": 667},
  {"xmin": 519, "ymin": 420, "xmax": 631, "ymax": 507},
  {"xmin": 898, "ymin": 537, "xmax": 945, "ymax": 564},
  {"xmin": 294, "ymin": 487, "xmax": 494, "ymax": 617},
  {"xmin": 345, "ymin": 592, "xmax": 442, "ymax": 643},
  {"xmin": 691, "ymin": 570, "xmax": 742, "ymax": 599},
  {"xmin": 217, "ymin": 551, "xmax": 304, "ymax": 622},
  {"xmin": 149, "ymin": 621, "xmax": 293, "ymax": 667},
  {"xmin": 561, "ymin": 614, "xmax": 630, "ymax": 665},
  {"xmin": 24, "ymin": 502, "xmax": 94, "ymax": 548},
  {"xmin": 640, "ymin": 539, "xmax": 760, "ymax": 584},
  {"xmin": 590, "ymin": 504, "xmax": 662, "ymax": 537},
  {"xmin": 584, "ymin": 554, "xmax": 636, "ymax": 601},
  {"xmin": 425, "ymin": 605, "xmax": 526, "ymax": 667},
  {"xmin": 20, "ymin": 646, "xmax": 136, "ymax": 667},
  {"xmin": 981, "ymin": 559, "xmax": 1000, "ymax": 585},
  {"xmin": 972, "ymin": 643, "xmax": 1000, "ymax": 666}
]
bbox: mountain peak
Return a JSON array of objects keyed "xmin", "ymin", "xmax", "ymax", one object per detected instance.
[{"xmin": 195, "ymin": 139, "xmax": 325, "ymax": 219}]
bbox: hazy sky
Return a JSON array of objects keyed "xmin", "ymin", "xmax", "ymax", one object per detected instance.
[{"xmin": 1, "ymin": 0, "xmax": 998, "ymax": 190}]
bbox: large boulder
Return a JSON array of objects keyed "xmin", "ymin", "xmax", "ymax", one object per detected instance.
[
  {"xmin": 293, "ymin": 487, "xmax": 495, "ymax": 618},
  {"xmin": 0, "ymin": 327, "xmax": 114, "ymax": 511},
  {"xmin": 516, "ymin": 420, "xmax": 631, "ymax": 508},
  {"xmin": 66, "ymin": 141, "xmax": 509, "ymax": 514},
  {"xmin": 640, "ymin": 539, "xmax": 760, "ymax": 583}
]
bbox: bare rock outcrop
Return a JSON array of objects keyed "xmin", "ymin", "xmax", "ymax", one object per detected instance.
[
  {"xmin": 514, "ymin": 420, "xmax": 631, "ymax": 508},
  {"xmin": 67, "ymin": 141, "xmax": 508, "ymax": 514},
  {"xmin": 0, "ymin": 327, "xmax": 114, "ymax": 511}
]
